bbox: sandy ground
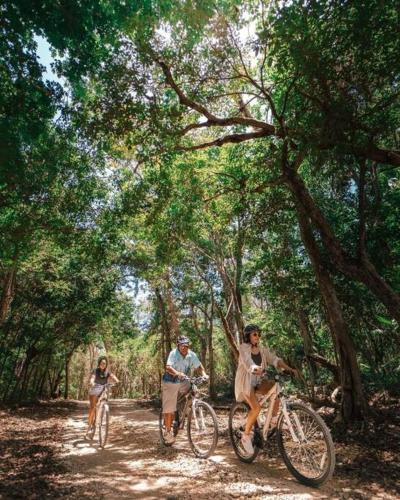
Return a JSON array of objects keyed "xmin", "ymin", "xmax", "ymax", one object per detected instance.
[
  {"xmin": 59, "ymin": 399, "xmax": 343, "ymax": 499},
  {"xmin": 1, "ymin": 399, "xmax": 397, "ymax": 499}
]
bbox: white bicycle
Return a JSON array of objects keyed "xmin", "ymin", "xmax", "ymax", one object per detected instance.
[
  {"xmin": 159, "ymin": 376, "xmax": 218, "ymax": 458},
  {"xmin": 229, "ymin": 371, "xmax": 335, "ymax": 487},
  {"xmin": 87, "ymin": 383, "xmax": 114, "ymax": 448}
]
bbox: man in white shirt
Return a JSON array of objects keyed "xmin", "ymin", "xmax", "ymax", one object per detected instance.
[{"xmin": 162, "ymin": 335, "xmax": 208, "ymax": 444}]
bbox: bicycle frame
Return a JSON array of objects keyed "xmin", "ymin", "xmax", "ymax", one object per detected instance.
[
  {"xmin": 97, "ymin": 385, "xmax": 110, "ymax": 405},
  {"xmin": 256, "ymin": 378, "xmax": 305, "ymax": 444},
  {"xmin": 176, "ymin": 379, "xmax": 205, "ymax": 431},
  {"xmin": 93, "ymin": 384, "xmax": 112, "ymax": 422}
]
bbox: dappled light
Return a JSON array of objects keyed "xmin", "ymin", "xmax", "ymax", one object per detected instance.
[{"xmin": 1, "ymin": 0, "xmax": 399, "ymax": 498}]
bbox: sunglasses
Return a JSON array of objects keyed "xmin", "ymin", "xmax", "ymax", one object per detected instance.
[{"xmin": 251, "ymin": 332, "xmax": 262, "ymax": 337}]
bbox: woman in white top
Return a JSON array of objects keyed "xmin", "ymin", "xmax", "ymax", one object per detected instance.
[{"xmin": 235, "ymin": 324, "xmax": 296, "ymax": 455}]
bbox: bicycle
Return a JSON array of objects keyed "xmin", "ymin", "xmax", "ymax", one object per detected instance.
[
  {"xmin": 229, "ymin": 370, "xmax": 335, "ymax": 487},
  {"xmin": 159, "ymin": 376, "xmax": 219, "ymax": 458},
  {"xmin": 87, "ymin": 383, "xmax": 114, "ymax": 448}
]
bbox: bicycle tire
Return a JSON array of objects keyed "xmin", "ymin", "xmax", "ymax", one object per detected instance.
[
  {"xmin": 277, "ymin": 402, "xmax": 335, "ymax": 487},
  {"xmin": 187, "ymin": 400, "xmax": 218, "ymax": 459},
  {"xmin": 98, "ymin": 403, "xmax": 110, "ymax": 449},
  {"xmin": 228, "ymin": 401, "xmax": 260, "ymax": 463}
]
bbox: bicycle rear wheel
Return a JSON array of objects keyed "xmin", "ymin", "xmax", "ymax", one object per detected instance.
[
  {"xmin": 228, "ymin": 402, "xmax": 260, "ymax": 463},
  {"xmin": 187, "ymin": 401, "xmax": 218, "ymax": 458},
  {"xmin": 277, "ymin": 402, "xmax": 335, "ymax": 487},
  {"xmin": 98, "ymin": 402, "xmax": 110, "ymax": 449}
]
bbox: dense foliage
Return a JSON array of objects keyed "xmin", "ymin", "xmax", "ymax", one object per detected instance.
[{"xmin": 1, "ymin": 0, "xmax": 399, "ymax": 421}]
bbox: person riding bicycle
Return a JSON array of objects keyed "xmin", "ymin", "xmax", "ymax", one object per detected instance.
[
  {"xmin": 235, "ymin": 324, "xmax": 296, "ymax": 455},
  {"xmin": 87, "ymin": 356, "xmax": 119, "ymax": 436},
  {"xmin": 162, "ymin": 335, "xmax": 208, "ymax": 444}
]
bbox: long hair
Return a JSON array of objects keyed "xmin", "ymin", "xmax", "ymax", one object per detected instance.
[{"xmin": 97, "ymin": 355, "xmax": 108, "ymax": 370}]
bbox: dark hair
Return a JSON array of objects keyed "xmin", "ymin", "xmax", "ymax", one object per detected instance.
[
  {"xmin": 243, "ymin": 324, "xmax": 261, "ymax": 343},
  {"xmin": 97, "ymin": 356, "xmax": 108, "ymax": 370}
]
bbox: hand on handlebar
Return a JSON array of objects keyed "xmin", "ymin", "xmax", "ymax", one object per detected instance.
[
  {"xmin": 180, "ymin": 374, "xmax": 209, "ymax": 384},
  {"xmin": 252, "ymin": 366, "xmax": 263, "ymax": 376}
]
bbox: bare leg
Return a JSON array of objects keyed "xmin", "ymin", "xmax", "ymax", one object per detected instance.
[
  {"xmin": 88, "ymin": 395, "xmax": 98, "ymax": 426},
  {"xmin": 164, "ymin": 412, "xmax": 173, "ymax": 431},
  {"xmin": 256, "ymin": 380, "xmax": 279, "ymax": 417},
  {"xmin": 244, "ymin": 389, "xmax": 261, "ymax": 435}
]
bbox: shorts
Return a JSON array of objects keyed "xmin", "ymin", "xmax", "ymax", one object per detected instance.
[
  {"xmin": 255, "ymin": 379, "xmax": 276, "ymax": 395},
  {"xmin": 162, "ymin": 380, "xmax": 190, "ymax": 413},
  {"xmin": 89, "ymin": 385, "xmax": 105, "ymax": 397}
]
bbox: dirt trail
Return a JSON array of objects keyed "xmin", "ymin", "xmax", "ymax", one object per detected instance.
[
  {"xmin": 1, "ymin": 399, "xmax": 397, "ymax": 499},
  {"xmin": 60, "ymin": 399, "xmax": 339, "ymax": 499}
]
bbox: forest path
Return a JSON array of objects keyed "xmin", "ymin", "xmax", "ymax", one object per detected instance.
[{"xmin": 60, "ymin": 399, "xmax": 339, "ymax": 499}]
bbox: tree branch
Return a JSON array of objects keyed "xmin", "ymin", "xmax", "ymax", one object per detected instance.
[
  {"xmin": 179, "ymin": 130, "xmax": 269, "ymax": 151},
  {"xmin": 158, "ymin": 61, "xmax": 275, "ymax": 133}
]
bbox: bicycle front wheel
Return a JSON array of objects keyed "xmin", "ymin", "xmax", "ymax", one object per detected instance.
[
  {"xmin": 228, "ymin": 402, "xmax": 260, "ymax": 463},
  {"xmin": 98, "ymin": 403, "xmax": 110, "ymax": 449},
  {"xmin": 277, "ymin": 402, "xmax": 335, "ymax": 487},
  {"xmin": 187, "ymin": 401, "xmax": 218, "ymax": 458}
]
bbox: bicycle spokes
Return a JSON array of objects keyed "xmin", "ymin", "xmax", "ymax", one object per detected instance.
[
  {"xmin": 228, "ymin": 402, "xmax": 260, "ymax": 463},
  {"xmin": 187, "ymin": 401, "xmax": 218, "ymax": 458},
  {"xmin": 278, "ymin": 403, "xmax": 335, "ymax": 485}
]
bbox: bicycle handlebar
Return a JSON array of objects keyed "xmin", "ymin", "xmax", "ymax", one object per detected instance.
[
  {"xmin": 260, "ymin": 368, "xmax": 294, "ymax": 380},
  {"xmin": 91, "ymin": 382, "xmax": 117, "ymax": 388},
  {"xmin": 182, "ymin": 375, "xmax": 209, "ymax": 385}
]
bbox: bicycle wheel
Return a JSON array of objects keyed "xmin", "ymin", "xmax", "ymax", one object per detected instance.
[
  {"xmin": 98, "ymin": 402, "xmax": 110, "ymax": 449},
  {"xmin": 228, "ymin": 401, "xmax": 260, "ymax": 463},
  {"xmin": 277, "ymin": 402, "xmax": 335, "ymax": 487},
  {"xmin": 187, "ymin": 401, "xmax": 218, "ymax": 458}
]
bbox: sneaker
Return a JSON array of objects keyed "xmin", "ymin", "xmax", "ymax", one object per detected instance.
[
  {"xmin": 86, "ymin": 425, "xmax": 94, "ymax": 439},
  {"xmin": 164, "ymin": 430, "xmax": 175, "ymax": 444},
  {"xmin": 241, "ymin": 432, "xmax": 254, "ymax": 455}
]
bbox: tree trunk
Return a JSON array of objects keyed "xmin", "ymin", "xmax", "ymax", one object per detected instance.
[
  {"xmin": 160, "ymin": 326, "xmax": 166, "ymax": 365},
  {"xmin": 51, "ymin": 368, "xmax": 63, "ymax": 398},
  {"xmin": 194, "ymin": 260, "xmax": 239, "ymax": 361},
  {"xmin": 155, "ymin": 286, "xmax": 172, "ymax": 356},
  {"xmin": 165, "ymin": 270, "xmax": 180, "ymax": 339},
  {"xmin": 208, "ymin": 300, "xmax": 217, "ymax": 399},
  {"xmin": 64, "ymin": 359, "xmax": 69, "ymax": 399},
  {"xmin": 298, "ymin": 309, "xmax": 318, "ymax": 396},
  {"xmin": 219, "ymin": 264, "xmax": 241, "ymax": 345},
  {"xmin": 307, "ymin": 353, "xmax": 340, "ymax": 384},
  {"xmin": 64, "ymin": 352, "xmax": 74, "ymax": 399},
  {"xmin": 191, "ymin": 304, "xmax": 207, "ymax": 364},
  {"xmin": 285, "ymin": 167, "xmax": 400, "ymax": 324},
  {"xmin": 0, "ymin": 265, "xmax": 17, "ymax": 326},
  {"xmin": 233, "ymin": 216, "xmax": 245, "ymax": 341},
  {"xmin": 295, "ymin": 198, "xmax": 367, "ymax": 421},
  {"xmin": 215, "ymin": 302, "xmax": 239, "ymax": 361}
]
